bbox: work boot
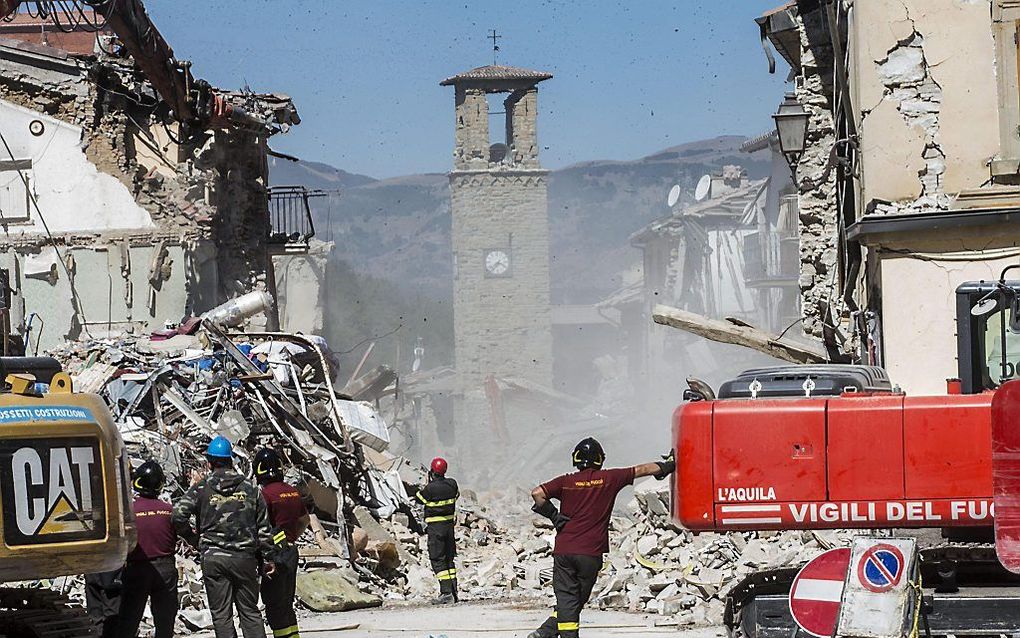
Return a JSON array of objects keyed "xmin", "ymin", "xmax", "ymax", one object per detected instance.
[{"xmin": 431, "ymin": 593, "xmax": 455, "ymax": 605}]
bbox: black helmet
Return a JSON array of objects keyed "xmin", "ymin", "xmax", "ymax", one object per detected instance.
[
  {"xmin": 254, "ymin": 448, "xmax": 283, "ymax": 484},
  {"xmin": 572, "ymin": 437, "xmax": 605, "ymax": 470},
  {"xmin": 132, "ymin": 460, "xmax": 165, "ymax": 498}
]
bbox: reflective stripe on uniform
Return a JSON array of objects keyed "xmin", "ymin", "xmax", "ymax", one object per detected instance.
[
  {"xmin": 557, "ymin": 622, "xmax": 580, "ymax": 631},
  {"xmin": 425, "ymin": 514, "xmax": 456, "ymax": 523},
  {"xmin": 417, "ymin": 494, "xmax": 458, "ymax": 508},
  {"xmin": 436, "ymin": 569, "xmax": 458, "ymax": 580},
  {"xmin": 273, "ymin": 531, "xmax": 287, "ymax": 545},
  {"xmin": 551, "ymin": 610, "xmax": 557, "ymax": 617},
  {"xmin": 272, "ymin": 625, "xmax": 300, "ymax": 638}
]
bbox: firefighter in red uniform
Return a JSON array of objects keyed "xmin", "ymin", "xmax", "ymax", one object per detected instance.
[
  {"xmin": 416, "ymin": 457, "xmax": 459, "ymax": 604},
  {"xmin": 117, "ymin": 460, "xmax": 179, "ymax": 638},
  {"xmin": 528, "ymin": 438, "xmax": 675, "ymax": 638},
  {"xmin": 254, "ymin": 448, "xmax": 310, "ymax": 638}
]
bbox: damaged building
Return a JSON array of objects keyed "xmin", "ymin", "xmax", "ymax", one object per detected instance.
[
  {"xmin": 751, "ymin": 0, "xmax": 1020, "ymax": 394},
  {"xmin": 606, "ymin": 161, "xmax": 799, "ymax": 410},
  {"xmin": 0, "ymin": 12, "xmax": 309, "ymax": 352}
]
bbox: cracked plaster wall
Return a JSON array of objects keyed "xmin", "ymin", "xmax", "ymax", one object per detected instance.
[
  {"xmin": 854, "ymin": 0, "xmax": 999, "ymax": 212},
  {"xmin": 848, "ymin": 0, "xmax": 1012, "ymax": 394}
]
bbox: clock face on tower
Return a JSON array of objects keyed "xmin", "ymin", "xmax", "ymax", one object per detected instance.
[{"xmin": 484, "ymin": 249, "xmax": 511, "ymax": 277}]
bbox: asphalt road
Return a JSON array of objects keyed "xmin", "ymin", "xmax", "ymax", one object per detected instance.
[{"xmin": 290, "ymin": 600, "xmax": 725, "ymax": 638}]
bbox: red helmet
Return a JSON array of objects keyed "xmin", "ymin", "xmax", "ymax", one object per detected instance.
[{"xmin": 430, "ymin": 457, "xmax": 448, "ymax": 476}]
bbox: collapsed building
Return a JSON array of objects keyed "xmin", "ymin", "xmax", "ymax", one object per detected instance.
[{"xmin": 0, "ymin": 10, "xmax": 320, "ymax": 353}]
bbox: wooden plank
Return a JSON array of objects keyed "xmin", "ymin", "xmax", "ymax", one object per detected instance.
[{"xmin": 651, "ymin": 303, "xmax": 827, "ymax": 364}]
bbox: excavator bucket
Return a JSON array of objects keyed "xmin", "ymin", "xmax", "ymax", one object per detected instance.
[{"xmin": 992, "ymin": 380, "xmax": 1020, "ymax": 572}]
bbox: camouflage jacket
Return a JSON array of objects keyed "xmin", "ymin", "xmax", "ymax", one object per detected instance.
[{"xmin": 172, "ymin": 468, "xmax": 278, "ymax": 559}]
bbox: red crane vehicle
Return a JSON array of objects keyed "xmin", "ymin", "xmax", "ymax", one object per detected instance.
[{"xmin": 672, "ymin": 273, "xmax": 1020, "ymax": 636}]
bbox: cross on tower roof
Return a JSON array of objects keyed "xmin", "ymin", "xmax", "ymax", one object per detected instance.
[{"xmin": 489, "ymin": 29, "xmax": 502, "ymax": 65}]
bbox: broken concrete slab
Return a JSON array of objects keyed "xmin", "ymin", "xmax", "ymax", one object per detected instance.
[{"xmin": 295, "ymin": 571, "xmax": 383, "ymax": 612}]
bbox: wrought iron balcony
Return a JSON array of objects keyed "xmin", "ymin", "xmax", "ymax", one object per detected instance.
[{"xmin": 267, "ymin": 186, "xmax": 324, "ymax": 248}]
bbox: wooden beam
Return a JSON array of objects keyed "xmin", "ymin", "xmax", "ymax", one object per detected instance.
[{"xmin": 652, "ymin": 304, "xmax": 828, "ymax": 364}]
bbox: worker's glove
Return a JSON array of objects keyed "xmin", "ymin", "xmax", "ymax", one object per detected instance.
[
  {"xmin": 533, "ymin": 500, "xmax": 571, "ymax": 532},
  {"xmin": 653, "ymin": 450, "xmax": 676, "ymax": 481}
]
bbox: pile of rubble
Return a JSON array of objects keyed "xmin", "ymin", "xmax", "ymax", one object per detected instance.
[
  {"xmin": 46, "ymin": 295, "xmax": 415, "ymax": 625},
  {"xmin": 597, "ymin": 481, "xmax": 852, "ymax": 625},
  {"xmin": 379, "ymin": 479, "xmax": 851, "ymax": 628},
  {"xmin": 41, "ymin": 296, "xmax": 849, "ymax": 629}
]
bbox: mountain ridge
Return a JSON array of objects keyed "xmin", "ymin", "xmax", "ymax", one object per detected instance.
[{"xmin": 270, "ymin": 135, "xmax": 770, "ymax": 304}]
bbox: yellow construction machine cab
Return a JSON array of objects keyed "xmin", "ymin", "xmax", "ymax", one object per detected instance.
[{"xmin": 0, "ymin": 369, "xmax": 134, "ymax": 581}]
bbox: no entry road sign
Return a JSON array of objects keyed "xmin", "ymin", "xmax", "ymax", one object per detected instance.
[
  {"xmin": 857, "ymin": 543, "xmax": 904, "ymax": 593},
  {"xmin": 789, "ymin": 548, "xmax": 851, "ymax": 638}
]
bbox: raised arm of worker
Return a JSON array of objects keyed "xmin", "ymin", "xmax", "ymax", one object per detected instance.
[{"xmin": 633, "ymin": 450, "xmax": 676, "ymax": 480}]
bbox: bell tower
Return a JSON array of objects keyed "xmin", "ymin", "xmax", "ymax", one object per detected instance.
[{"xmin": 441, "ymin": 65, "xmax": 554, "ymax": 468}]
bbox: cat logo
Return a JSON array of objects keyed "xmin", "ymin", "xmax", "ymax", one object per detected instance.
[{"xmin": 0, "ymin": 438, "xmax": 106, "ymax": 546}]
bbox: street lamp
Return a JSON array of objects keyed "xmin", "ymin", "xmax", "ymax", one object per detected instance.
[{"xmin": 773, "ymin": 92, "xmax": 810, "ymax": 177}]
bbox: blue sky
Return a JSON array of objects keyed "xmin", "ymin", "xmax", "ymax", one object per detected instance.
[{"xmin": 152, "ymin": 1, "xmax": 789, "ymax": 178}]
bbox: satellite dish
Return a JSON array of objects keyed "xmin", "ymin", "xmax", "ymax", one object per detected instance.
[
  {"xmin": 667, "ymin": 184, "xmax": 681, "ymax": 208},
  {"xmin": 695, "ymin": 174, "xmax": 712, "ymax": 202}
]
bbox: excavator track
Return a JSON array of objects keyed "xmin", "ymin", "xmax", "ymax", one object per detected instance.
[
  {"xmin": 0, "ymin": 588, "xmax": 96, "ymax": 638},
  {"xmin": 725, "ymin": 542, "xmax": 1020, "ymax": 638}
]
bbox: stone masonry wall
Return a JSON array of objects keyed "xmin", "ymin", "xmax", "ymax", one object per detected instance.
[
  {"xmin": 450, "ymin": 172, "xmax": 554, "ymax": 386},
  {"xmin": 449, "ymin": 171, "xmax": 554, "ymax": 472},
  {"xmin": 453, "ymin": 87, "xmax": 490, "ymax": 170},
  {"xmin": 795, "ymin": 7, "xmax": 839, "ymax": 341},
  {"xmin": 507, "ymin": 88, "xmax": 539, "ymax": 168}
]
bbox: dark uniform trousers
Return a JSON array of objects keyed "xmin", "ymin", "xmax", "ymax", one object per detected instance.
[
  {"xmin": 261, "ymin": 545, "xmax": 300, "ymax": 638},
  {"xmin": 85, "ymin": 569, "xmax": 123, "ymax": 638},
  {"xmin": 116, "ymin": 556, "xmax": 179, "ymax": 638},
  {"xmin": 202, "ymin": 552, "xmax": 266, "ymax": 638},
  {"xmin": 427, "ymin": 521, "xmax": 457, "ymax": 596},
  {"xmin": 534, "ymin": 554, "xmax": 603, "ymax": 638}
]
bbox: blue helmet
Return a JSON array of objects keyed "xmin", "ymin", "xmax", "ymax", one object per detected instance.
[{"xmin": 206, "ymin": 436, "xmax": 233, "ymax": 459}]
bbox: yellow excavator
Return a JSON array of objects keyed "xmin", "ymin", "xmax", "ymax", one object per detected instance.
[{"xmin": 0, "ymin": 361, "xmax": 133, "ymax": 637}]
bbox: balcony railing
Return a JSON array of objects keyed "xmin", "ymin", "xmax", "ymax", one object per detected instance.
[{"xmin": 267, "ymin": 186, "xmax": 324, "ymax": 247}]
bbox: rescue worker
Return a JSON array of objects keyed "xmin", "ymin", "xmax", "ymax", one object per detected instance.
[
  {"xmin": 415, "ymin": 456, "xmax": 459, "ymax": 604},
  {"xmin": 254, "ymin": 448, "xmax": 310, "ymax": 638},
  {"xmin": 117, "ymin": 460, "xmax": 179, "ymax": 638},
  {"xmin": 173, "ymin": 436, "xmax": 280, "ymax": 638},
  {"xmin": 528, "ymin": 438, "xmax": 675, "ymax": 638}
]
